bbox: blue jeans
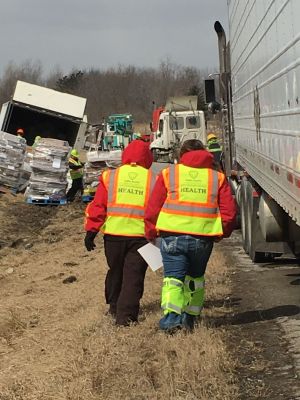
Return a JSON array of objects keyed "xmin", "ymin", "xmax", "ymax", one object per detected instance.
[{"xmin": 160, "ymin": 235, "xmax": 214, "ymax": 281}]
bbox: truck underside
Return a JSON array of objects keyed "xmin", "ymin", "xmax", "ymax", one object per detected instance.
[{"xmin": 3, "ymin": 103, "xmax": 81, "ymax": 147}]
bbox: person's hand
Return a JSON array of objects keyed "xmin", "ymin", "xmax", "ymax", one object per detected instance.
[{"xmin": 84, "ymin": 231, "xmax": 97, "ymax": 251}]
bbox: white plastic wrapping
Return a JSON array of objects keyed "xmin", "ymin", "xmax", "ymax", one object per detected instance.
[
  {"xmin": 0, "ymin": 131, "xmax": 26, "ymax": 189},
  {"xmin": 25, "ymin": 138, "xmax": 71, "ymax": 201}
]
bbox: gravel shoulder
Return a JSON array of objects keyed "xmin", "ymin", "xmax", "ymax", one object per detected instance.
[{"xmin": 219, "ymin": 233, "xmax": 300, "ymax": 400}]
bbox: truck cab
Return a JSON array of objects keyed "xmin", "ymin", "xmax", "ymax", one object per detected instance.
[{"xmin": 150, "ymin": 109, "xmax": 206, "ymax": 162}]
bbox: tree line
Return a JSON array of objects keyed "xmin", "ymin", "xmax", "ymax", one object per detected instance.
[{"xmin": 0, "ymin": 60, "xmax": 211, "ymax": 124}]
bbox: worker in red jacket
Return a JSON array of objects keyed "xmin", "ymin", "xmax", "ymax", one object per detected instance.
[
  {"xmin": 145, "ymin": 139, "xmax": 236, "ymax": 332},
  {"xmin": 84, "ymin": 140, "xmax": 154, "ymax": 326}
]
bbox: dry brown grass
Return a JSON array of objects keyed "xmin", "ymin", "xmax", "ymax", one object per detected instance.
[{"xmin": 0, "ymin": 195, "xmax": 238, "ymax": 400}]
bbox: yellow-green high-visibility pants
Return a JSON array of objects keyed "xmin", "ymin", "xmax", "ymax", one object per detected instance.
[
  {"xmin": 161, "ymin": 277, "xmax": 184, "ymax": 315},
  {"xmin": 184, "ymin": 275, "xmax": 205, "ymax": 316}
]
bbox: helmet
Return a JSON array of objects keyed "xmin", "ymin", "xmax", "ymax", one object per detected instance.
[
  {"xmin": 17, "ymin": 128, "xmax": 24, "ymax": 135},
  {"xmin": 207, "ymin": 133, "xmax": 217, "ymax": 141},
  {"xmin": 71, "ymin": 149, "xmax": 79, "ymax": 157}
]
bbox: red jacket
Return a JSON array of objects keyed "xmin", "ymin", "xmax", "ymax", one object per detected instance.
[
  {"xmin": 144, "ymin": 149, "xmax": 237, "ymax": 240},
  {"xmin": 85, "ymin": 140, "xmax": 153, "ymax": 233}
]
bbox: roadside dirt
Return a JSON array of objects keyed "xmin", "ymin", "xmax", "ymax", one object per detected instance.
[
  {"xmin": 0, "ymin": 193, "xmax": 299, "ymax": 399},
  {"xmin": 221, "ymin": 234, "xmax": 300, "ymax": 400},
  {"xmin": 0, "ymin": 193, "xmax": 238, "ymax": 400}
]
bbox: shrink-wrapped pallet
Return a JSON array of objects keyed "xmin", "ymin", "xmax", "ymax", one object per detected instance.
[
  {"xmin": 0, "ymin": 131, "xmax": 26, "ymax": 190},
  {"xmin": 83, "ymin": 150, "xmax": 122, "ymax": 199},
  {"xmin": 25, "ymin": 138, "xmax": 71, "ymax": 202}
]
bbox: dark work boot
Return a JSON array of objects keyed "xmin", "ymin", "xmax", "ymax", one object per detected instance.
[
  {"xmin": 182, "ymin": 312, "xmax": 195, "ymax": 332},
  {"xmin": 105, "ymin": 304, "xmax": 117, "ymax": 317},
  {"xmin": 159, "ymin": 312, "xmax": 183, "ymax": 332},
  {"xmin": 115, "ymin": 316, "xmax": 138, "ymax": 327}
]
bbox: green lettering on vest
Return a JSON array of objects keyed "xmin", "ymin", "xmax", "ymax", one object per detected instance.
[
  {"xmin": 180, "ymin": 187, "xmax": 207, "ymax": 194},
  {"xmin": 118, "ymin": 187, "xmax": 144, "ymax": 195},
  {"xmin": 115, "ymin": 165, "xmax": 148, "ymax": 206}
]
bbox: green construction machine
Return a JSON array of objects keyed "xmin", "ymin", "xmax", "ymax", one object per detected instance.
[{"xmin": 102, "ymin": 114, "xmax": 134, "ymax": 150}]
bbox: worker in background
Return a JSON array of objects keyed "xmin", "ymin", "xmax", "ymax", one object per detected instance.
[
  {"xmin": 145, "ymin": 139, "xmax": 236, "ymax": 332},
  {"xmin": 207, "ymin": 133, "xmax": 223, "ymax": 164},
  {"xmin": 16, "ymin": 128, "xmax": 25, "ymax": 140},
  {"xmin": 32, "ymin": 135, "xmax": 42, "ymax": 149},
  {"xmin": 84, "ymin": 140, "xmax": 154, "ymax": 326},
  {"xmin": 66, "ymin": 149, "xmax": 84, "ymax": 202}
]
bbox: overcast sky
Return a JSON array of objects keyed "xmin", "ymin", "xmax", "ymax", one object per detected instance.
[{"xmin": 0, "ymin": 0, "xmax": 228, "ymax": 76}]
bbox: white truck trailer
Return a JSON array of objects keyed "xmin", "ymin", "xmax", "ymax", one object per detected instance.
[
  {"xmin": 215, "ymin": 0, "xmax": 300, "ymax": 261},
  {"xmin": 150, "ymin": 96, "xmax": 206, "ymax": 162},
  {"xmin": 0, "ymin": 81, "xmax": 88, "ymax": 149}
]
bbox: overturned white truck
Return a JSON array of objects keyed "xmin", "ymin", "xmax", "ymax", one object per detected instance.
[{"xmin": 0, "ymin": 80, "xmax": 87, "ymax": 149}]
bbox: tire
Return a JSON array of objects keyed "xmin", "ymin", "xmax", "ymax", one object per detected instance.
[{"xmin": 244, "ymin": 179, "xmax": 277, "ymax": 263}]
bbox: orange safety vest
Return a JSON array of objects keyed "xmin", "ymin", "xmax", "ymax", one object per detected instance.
[
  {"xmin": 156, "ymin": 164, "xmax": 225, "ymax": 236},
  {"xmin": 101, "ymin": 164, "xmax": 154, "ymax": 236}
]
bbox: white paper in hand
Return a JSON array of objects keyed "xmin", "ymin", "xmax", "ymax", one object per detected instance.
[{"xmin": 138, "ymin": 242, "xmax": 163, "ymax": 271}]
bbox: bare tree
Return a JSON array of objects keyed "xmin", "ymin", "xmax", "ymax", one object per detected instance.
[
  {"xmin": 0, "ymin": 60, "xmax": 209, "ymax": 124},
  {"xmin": 0, "ymin": 61, "xmax": 43, "ymax": 105}
]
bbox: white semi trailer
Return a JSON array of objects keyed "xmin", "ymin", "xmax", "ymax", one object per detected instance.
[
  {"xmin": 0, "ymin": 81, "xmax": 88, "ymax": 149},
  {"xmin": 215, "ymin": 0, "xmax": 300, "ymax": 261}
]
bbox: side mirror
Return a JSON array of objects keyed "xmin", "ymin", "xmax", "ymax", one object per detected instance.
[{"xmin": 204, "ymin": 79, "xmax": 216, "ymax": 103}]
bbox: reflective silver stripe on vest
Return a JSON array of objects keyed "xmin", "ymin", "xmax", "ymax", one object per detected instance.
[
  {"xmin": 210, "ymin": 170, "xmax": 219, "ymax": 204},
  {"xmin": 185, "ymin": 305, "xmax": 202, "ymax": 314},
  {"xmin": 162, "ymin": 302, "xmax": 182, "ymax": 314},
  {"xmin": 149, "ymin": 171, "xmax": 156, "ymax": 194},
  {"xmin": 107, "ymin": 169, "xmax": 117, "ymax": 203},
  {"xmin": 168, "ymin": 165, "xmax": 176, "ymax": 200},
  {"xmin": 162, "ymin": 203, "xmax": 218, "ymax": 215},
  {"xmin": 184, "ymin": 278, "xmax": 205, "ymax": 290},
  {"xmin": 166, "ymin": 279, "xmax": 183, "ymax": 288},
  {"xmin": 107, "ymin": 206, "xmax": 144, "ymax": 217}
]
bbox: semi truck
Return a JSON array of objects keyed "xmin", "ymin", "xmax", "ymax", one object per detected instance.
[
  {"xmin": 150, "ymin": 96, "xmax": 206, "ymax": 162},
  {"xmin": 215, "ymin": 0, "xmax": 300, "ymax": 261},
  {"xmin": 0, "ymin": 80, "xmax": 88, "ymax": 149}
]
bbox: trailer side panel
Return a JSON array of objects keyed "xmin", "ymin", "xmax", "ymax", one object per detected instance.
[{"xmin": 229, "ymin": 0, "xmax": 300, "ymax": 225}]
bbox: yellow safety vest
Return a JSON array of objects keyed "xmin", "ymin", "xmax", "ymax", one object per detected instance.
[
  {"xmin": 156, "ymin": 164, "xmax": 224, "ymax": 236},
  {"xmin": 101, "ymin": 164, "xmax": 154, "ymax": 236},
  {"xmin": 69, "ymin": 158, "xmax": 83, "ymax": 180}
]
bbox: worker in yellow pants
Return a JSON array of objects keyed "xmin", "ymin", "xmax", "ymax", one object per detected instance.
[{"xmin": 145, "ymin": 139, "xmax": 237, "ymax": 331}]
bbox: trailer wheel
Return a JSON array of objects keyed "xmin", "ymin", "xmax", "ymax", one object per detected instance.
[{"xmin": 244, "ymin": 179, "xmax": 277, "ymax": 262}]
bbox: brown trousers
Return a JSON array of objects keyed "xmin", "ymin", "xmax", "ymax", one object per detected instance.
[{"xmin": 104, "ymin": 236, "xmax": 148, "ymax": 326}]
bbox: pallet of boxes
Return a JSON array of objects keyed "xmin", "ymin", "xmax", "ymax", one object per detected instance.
[
  {"xmin": 25, "ymin": 138, "xmax": 71, "ymax": 205},
  {"xmin": 82, "ymin": 149, "xmax": 122, "ymax": 203},
  {"xmin": 0, "ymin": 131, "xmax": 27, "ymax": 194}
]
